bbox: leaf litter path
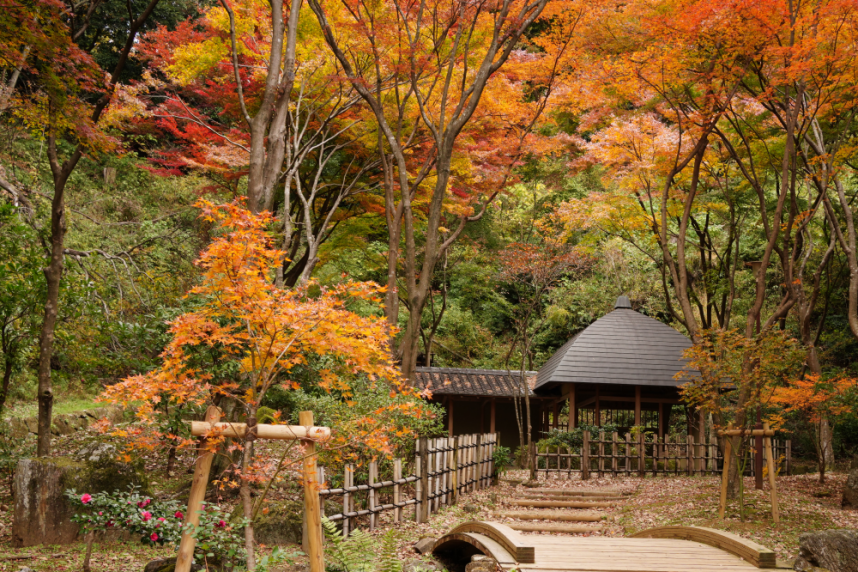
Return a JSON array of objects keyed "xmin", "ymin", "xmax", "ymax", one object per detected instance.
[{"xmin": 375, "ymin": 470, "xmax": 858, "ymax": 567}]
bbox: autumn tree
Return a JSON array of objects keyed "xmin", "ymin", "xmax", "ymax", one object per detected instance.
[
  {"xmin": 0, "ymin": 0, "xmax": 185, "ymax": 456},
  {"xmin": 102, "ymin": 201, "xmax": 425, "ymax": 570},
  {"xmin": 772, "ymin": 374, "xmax": 858, "ymax": 483},
  {"xmin": 308, "ymin": 0, "xmax": 569, "ymax": 379}
]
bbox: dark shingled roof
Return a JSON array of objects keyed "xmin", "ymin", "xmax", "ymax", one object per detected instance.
[
  {"xmin": 414, "ymin": 367, "xmax": 538, "ymax": 398},
  {"xmin": 535, "ymin": 296, "xmax": 697, "ymax": 391}
]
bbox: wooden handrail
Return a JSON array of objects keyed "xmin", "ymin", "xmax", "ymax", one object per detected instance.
[{"xmin": 631, "ymin": 525, "xmax": 777, "ymax": 568}]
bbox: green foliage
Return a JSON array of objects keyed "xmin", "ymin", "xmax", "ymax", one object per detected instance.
[
  {"xmin": 491, "ymin": 445, "xmax": 513, "ymax": 477},
  {"xmin": 538, "ymin": 425, "xmax": 620, "ymax": 452},
  {"xmin": 379, "ymin": 530, "xmax": 403, "ymax": 572},
  {"xmin": 322, "ymin": 517, "xmax": 375, "ymax": 572}
]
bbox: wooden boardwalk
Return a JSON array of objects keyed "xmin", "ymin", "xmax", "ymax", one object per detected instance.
[{"xmin": 432, "ymin": 522, "xmax": 790, "ymax": 572}]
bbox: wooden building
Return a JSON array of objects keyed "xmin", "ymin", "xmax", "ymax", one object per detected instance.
[
  {"xmin": 533, "ymin": 295, "xmax": 701, "ymax": 439},
  {"xmin": 413, "ymin": 367, "xmax": 545, "ymax": 449},
  {"xmin": 415, "ymin": 296, "xmax": 701, "ymax": 447}
]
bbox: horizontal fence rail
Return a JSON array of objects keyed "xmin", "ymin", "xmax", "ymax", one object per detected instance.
[
  {"xmin": 318, "ymin": 432, "xmax": 498, "ymax": 536},
  {"xmin": 535, "ymin": 431, "xmax": 791, "ymax": 479}
]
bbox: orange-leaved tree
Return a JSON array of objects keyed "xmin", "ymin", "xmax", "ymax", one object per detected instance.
[
  {"xmin": 771, "ymin": 374, "xmax": 858, "ymax": 483},
  {"xmin": 102, "ymin": 200, "xmax": 427, "ymax": 569}
]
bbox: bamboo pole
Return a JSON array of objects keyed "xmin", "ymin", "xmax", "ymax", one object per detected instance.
[
  {"xmin": 176, "ymin": 406, "xmax": 221, "ymax": 572},
  {"xmin": 719, "ymin": 431, "xmax": 733, "ymax": 519},
  {"xmin": 763, "ymin": 423, "xmax": 779, "ymax": 523},
  {"xmin": 190, "ymin": 421, "xmax": 330, "ymax": 440},
  {"xmin": 300, "ymin": 411, "xmax": 323, "ymax": 572}
]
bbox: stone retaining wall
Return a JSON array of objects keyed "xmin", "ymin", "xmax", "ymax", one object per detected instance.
[{"xmin": 4, "ymin": 405, "xmax": 126, "ymax": 439}]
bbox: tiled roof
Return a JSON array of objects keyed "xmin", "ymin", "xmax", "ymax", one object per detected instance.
[
  {"xmin": 414, "ymin": 367, "xmax": 538, "ymax": 398},
  {"xmin": 535, "ymin": 296, "xmax": 698, "ymax": 390}
]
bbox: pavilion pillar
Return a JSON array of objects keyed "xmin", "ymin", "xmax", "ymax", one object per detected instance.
[
  {"xmin": 552, "ymin": 401, "xmax": 559, "ymax": 430},
  {"xmin": 447, "ymin": 399, "xmax": 454, "ymax": 436},
  {"xmin": 658, "ymin": 402, "xmax": 665, "ymax": 439},
  {"xmin": 634, "ymin": 386, "xmax": 641, "ymax": 427},
  {"xmin": 595, "ymin": 386, "xmax": 601, "ymax": 427},
  {"xmin": 490, "ymin": 398, "xmax": 496, "ymax": 434},
  {"xmin": 568, "ymin": 384, "xmax": 576, "ymax": 430},
  {"xmin": 480, "ymin": 400, "xmax": 485, "ymax": 433}
]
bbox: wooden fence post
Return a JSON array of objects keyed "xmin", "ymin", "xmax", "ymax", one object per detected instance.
[
  {"xmin": 687, "ymin": 435, "xmax": 694, "ymax": 476},
  {"xmin": 299, "ymin": 411, "xmax": 324, "ymax": 572},
  {"xmin": 612, "ymin": 432, "xmax": 618, "ymax": 477},
  {"xmin": 176, "ymin": 406, "xmax": 221, "ymax": 572},
  {"xmin": 393, "ymin": 459, "xmax": 402, "ymax": 523},
  {"xmin": 625, "ymin": 433, "xmax": 631, "ymax": 476},
  {"xmin": 368, "ymin": 460, "xmax": 377, "ymax": 530},
  {"xmin": 343, "ymin": 465, "xmax": 352, "ymax": 537},
  {"xmin": 638, "ymin": 432, "xmax": 645, "ymax": 477},
  {"xmin": 452, "ymin": 436, "xmax": 459, "ymax": 505},
  {"xmin": 476, "ymin": 434, "xmax": 483, "ymax": 489},
  {"xmin": 419, "ymin": 437, "xmax": 429, "ymax": 522},
  {"xmin": 581, "ymin": 431, "xmax": 590, "ymax": 480}
]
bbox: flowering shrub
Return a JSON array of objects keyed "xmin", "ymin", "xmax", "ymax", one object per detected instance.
[
  {"xmin": 65, "ymin": 486, "xmax": 247, "ymax": 568},
  {"xmin": 65, "ymin": 486, "xmax": 184, "ymax": 545}
]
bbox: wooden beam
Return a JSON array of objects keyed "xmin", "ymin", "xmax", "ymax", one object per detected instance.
[
  {"xmin": 190, "ymin": 421, "xmax": 330, "ymax": 440},
  {"xmin": 447, "ymin": 400, "xmax": 454, "ymax": 436},
  {"xmin": 552, "ymin": 401, "xmax": 559, "ymax": 430}
]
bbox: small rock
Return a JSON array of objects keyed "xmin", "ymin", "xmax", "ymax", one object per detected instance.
[
  {"xmin": 488, "ymin": 493, "xmax": 498, "ymax": 504},
  {"xmin": 143, "ymin": 557, "xmax": 203, "ymax": 572},
  {"xmin": 284, "ymin": 563, "xmax": 310, "ymax": 572},
  {"xmin": 18, "ymin": 567, "xmax": 34, "ymax": 572},
  {"xmin": 413, "ymin": 537, "xmax": 436, "ymax": 554},
  {"xmin": 76, "ymin": 442, "xmax": 118, "ymax": 463},
  {"xmin": 842, "ymin": 469, "xmax": 858, "ymax": 509},
  {"xmin": 794, "ymin": 530, "xmax": 858, "ymax": 572},
  {"xmin": 403, "ymin": 560, "xmax": 441, "ymax": 572},
  {"xmin": 522, "ymin": 480, "xmax": 541, "ymax": 488},
  {"xmin": 462, "ymin": 504, "xmax": 478, "ymax": 514},
  {"xmin": 466, "ymin": 557, "xmax": 497, "ymax": 572}
]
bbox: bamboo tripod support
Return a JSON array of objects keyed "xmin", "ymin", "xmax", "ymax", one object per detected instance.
[
  {"xmin": 718, "ymin": 423, "xmax": 780, "ymax": 523},
  {"xmin": 175, "ymin": 409, "xmax": 329, "ymax": 572}
]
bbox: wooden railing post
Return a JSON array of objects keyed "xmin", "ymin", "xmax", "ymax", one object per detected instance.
[
  {"xmin": 176, "ymin": 406, "xmax": 221, "ymax": 572},
  {"xmin": 581, "ymin": 431, "xmax": 590, "ymax": 480},
  {"xmin": 638, "ymin": 432, "xmax": 645, "ymax": 477},
  {"xmin": 687, "ymin": 435, "xmax": 694, "ymax": 476},
  {"xmin": 393, "ymin": 459, "xmax": 402, "ymax": 523},
  {"xmin": 299, "ymin": 411, "xmax": 324, "ymax": 572}
]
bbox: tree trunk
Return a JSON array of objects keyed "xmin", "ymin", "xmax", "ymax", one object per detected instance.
[
  {"xmin": 0, "ymin": 355, "xmax": 12, "ymax": 416},
  {"xmin": 36, "ymin": 154, "xmax": 70, "ymax": 457}
]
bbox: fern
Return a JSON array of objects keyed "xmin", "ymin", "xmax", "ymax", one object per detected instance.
[
  {"xmin": 378, "ymin": 529, "xmax": 402, "ymax": 572},
  {"xmin": 322, "ymin": 517, "xmax": 374, "ymax": 572}
]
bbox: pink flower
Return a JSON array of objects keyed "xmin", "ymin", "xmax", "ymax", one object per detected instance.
[
  {"xmin": 81, "ymin": 494, "xmax": 92, "ymax": 504},
  {"xmin": 98, "ymin": 512, "xmax": 103, "ymax": 516},
  {"xmin": 157, "ymin": 517, "xmax": 165, "ymax": 522},
  {"xmin": 175, "ymin": 511, "xmax": 184, "ymax": 519},
  {"xmin": 142, "ymin": 511, "xmax": 152, "ymax": 522},
  {"xmin": 150, "ymin": 532, "xmax": 158, "ymax": 542},
  {"xmin": 216, "ymin": 520, "xmax": 226, "ymax": 528}
]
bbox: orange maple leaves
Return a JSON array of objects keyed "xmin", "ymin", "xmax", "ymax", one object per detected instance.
[{"xmin": 102, "ymin": 200, "xmax": 425, "ymax": 457}]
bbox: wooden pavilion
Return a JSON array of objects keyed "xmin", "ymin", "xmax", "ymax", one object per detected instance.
[
  {"xmin": 533, "ymin": 295, "xmax": 701, "ymax": 440},
  {"xmin": 415, "ymin": 295, "xmax": 702, "ymax": 447}
]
